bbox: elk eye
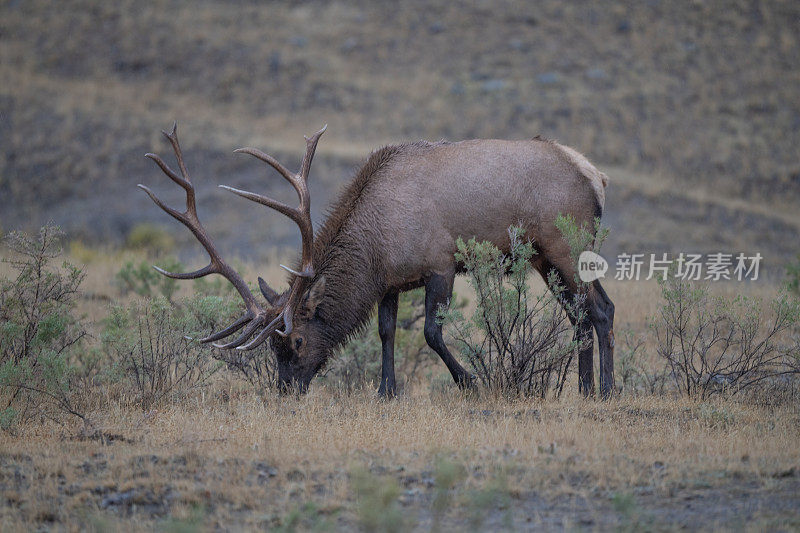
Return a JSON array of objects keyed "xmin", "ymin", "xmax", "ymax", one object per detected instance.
[{"xmin": 295, "ymin": 337, "xmax": 304, "ymax": 350}]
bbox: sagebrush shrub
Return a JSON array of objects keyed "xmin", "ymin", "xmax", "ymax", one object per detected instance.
[
  {"xmin": 115, "ymin": 258, "xmax": 182, "ymax": 301},
  {"xmin": 116, "ymin": 258, "xmax": 238, "ymax": 302},
  {"xmin": 103, "ymin": 295, "xmax": 232, "ymax": 408},
  {"xmin": 0, "ymin": 225, "xmax": 88, "ymax": 427},
  {"xmin": 553, "ymin": 213, "xmax": 608, "ymax": 276},
  {"xmin": 103, "ymin": 290, "xmax": 280, "ymax": 405},
  {"xmin": 440, "ymin": 227, "xmax": 583, "ymax": 399},
  {"xmin": 615, "ymin": 329, "xmax": 669, "ymax": 395},
  {"xmin": 650, "ymin": 275, "xmax": 800, "ymax": 399}
]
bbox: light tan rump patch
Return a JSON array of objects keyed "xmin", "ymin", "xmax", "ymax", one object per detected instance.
[{"xmin": 554, "ymin": 142, "xmax": 609, "ymax": 210}]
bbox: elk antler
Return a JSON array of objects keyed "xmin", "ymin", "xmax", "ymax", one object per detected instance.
[
  {"xmin": 139, "ymin": 122, "xmax": 282, "ymax": 349},
  {"xmin": 221, "ymin": 124, "xmax": 326, "ymax": 349},
  {"xmin": 139, "ymin": 122, "xmax": 326, "ymax": 351}
]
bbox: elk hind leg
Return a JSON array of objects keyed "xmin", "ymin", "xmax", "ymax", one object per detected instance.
[
  {"xmin": 591, "ymin": 280, "xmax": 615, "ymax": 398},
  {"xmin": 536, "ymin": 258, "xmax": 595, "ymax": 396}
]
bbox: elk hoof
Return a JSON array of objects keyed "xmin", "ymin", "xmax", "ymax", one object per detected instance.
[
  {"xmin": 377, "ymin": 386, "xmax": 397, "ymax": 399},
  {"xmin": 599, "ymin": 381, "xmax": 614, "ymax": 400},
  {"xmin": 457, "ymin": 373, "xmax": 477, "ymax": 390}
]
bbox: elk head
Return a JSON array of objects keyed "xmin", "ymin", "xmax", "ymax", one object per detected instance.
[{"xmin": 139, "ymin": 122, "xmax": 328, "ymax": 391}]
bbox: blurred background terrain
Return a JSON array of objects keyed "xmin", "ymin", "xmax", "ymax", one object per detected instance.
[{"xmin": 1, "ymin": 0, "xmax": 799, "ymax": 276}]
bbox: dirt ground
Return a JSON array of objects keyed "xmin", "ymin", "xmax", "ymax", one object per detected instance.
[{"xmin": 1, "ymin": 390, "xmax": 798, "ymax": 531}]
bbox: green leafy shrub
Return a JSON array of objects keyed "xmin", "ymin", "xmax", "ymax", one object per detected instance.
[
  {"xmin": 650, "ymin": 275, "xmax": 800, "ymax": 399},
  {"xmin": 0, "ymin": 225, "xmax": 89, "ymax": 427},
  {"xmin": 103, "ymin": 289, "xmax": 279, "ymax": 406},
  {"xmin": 115, "ymin": 258, "xmax": 183, "ymax": 301},
  {"xmin": 191, "ymin": 274, "xmax": 238, "ymax": 299},
  {"xmin": 351, "ymin": 467, "xmax": 407, "ymax": 533},
  {"xmin": 124, "ymin": 222, "xmax": 174, "ymax": 253},
  {"xmin": 440, "ymin": 227, "xmax": 583, "ymax": 399},
  {"xmin": 116, "ymin": 256, "xmax": 238, "ymax": 303},
  {"xmin": 553, "ymin": 213, "xmax": 608, "ymax": 279},
  {"xmin": 615, "ymin": 329, "xmax": 669, "ymax": 395}
]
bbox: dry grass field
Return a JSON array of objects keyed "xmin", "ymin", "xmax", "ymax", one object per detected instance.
[
  {"xmin": 1, "ymin": 250, "xmax": 799, "ymax": 531},
  {"xmin": 2, "ymin": 1, "xmax": 800, "ymax": 531},
  {"xmin": 2, "ymin": 386, "xmax": 799, "ymax": 531}
]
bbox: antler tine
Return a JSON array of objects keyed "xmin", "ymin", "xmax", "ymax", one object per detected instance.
[
  {"xmin": 232, "ymin": 147, "xmax": 295, "ymax": 183},
  {"xmin": 162, "ymin": 122, "xmax": 191, "ymax": 183},
  {"xmin": 299, "ymin": 124, "xmax": 327, "ymax": 181},
  {"xmin": 144, "ymin": 153, "xmax": 191, "ymax": 192},
  {"xmin": 223, "ymin": 126, "xmax": 327, "ymax": 339},
  {"xmin": 152, "ymin": 263, "xmax": 215, "ymax": 280},
  {"xmin": 199, "ymin": 314, "xmax": 252, "ymax": 344},
  {"xmin": 140, "ymin": 122, "xmax": 274, "ymax": 350},
  {"xmin": 237, "ymin": 313, "xmax": 286, "ymax": 351},
  {"xmin": 143, "ymin": 123, "xmax": 193, "ymax": 198},
  {"xmin": 217, "ymin": 185, "xmax": 299, "ymax": 222},
  {"xmin": 137, "ymin": 184, "xmax": 188, "ymax": 224},
  {"xmin": 211, "ymin": 318, "xmax": 267, "ymax": 350},
  {"xmin": 290, "ymin": 126, "xmax": 326, "ymax": 279}
]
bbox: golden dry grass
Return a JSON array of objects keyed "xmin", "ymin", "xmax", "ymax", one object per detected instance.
[{"xmin": 1, "ymin": 387, "xmax": 798, "ymax": 531}]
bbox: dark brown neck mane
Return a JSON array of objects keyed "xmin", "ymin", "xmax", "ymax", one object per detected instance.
[{"xmin": 307, "ymin": 145, "xmax": 404, "ymax": 349}]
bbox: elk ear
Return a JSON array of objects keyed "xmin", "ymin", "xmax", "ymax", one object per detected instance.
[
  {"xmin": 304, "ymin": 276, "xmax": 326, "ymax": 314},
  {"xmin": 258, "ymin": 276, "xmax": 280, "ymax": 306}
]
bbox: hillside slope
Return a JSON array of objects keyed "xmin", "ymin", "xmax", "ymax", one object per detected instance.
[{"xmin": 1, "ymin": 0, "xmax": 798, "ymax": 274}]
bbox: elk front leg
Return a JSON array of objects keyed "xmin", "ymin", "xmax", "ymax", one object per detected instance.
[
  {"xmin": 377, "ymin": 292, "xmax": 399, "ymax": 398},
  {"xmin": 424, "ymin": 272, "xmax": 473, "ymax": 388}
]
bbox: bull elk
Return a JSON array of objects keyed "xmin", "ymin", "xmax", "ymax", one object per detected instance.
[{"xmin": 139, "ymin": 123, "xmax": 615, "ymax": 397}]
